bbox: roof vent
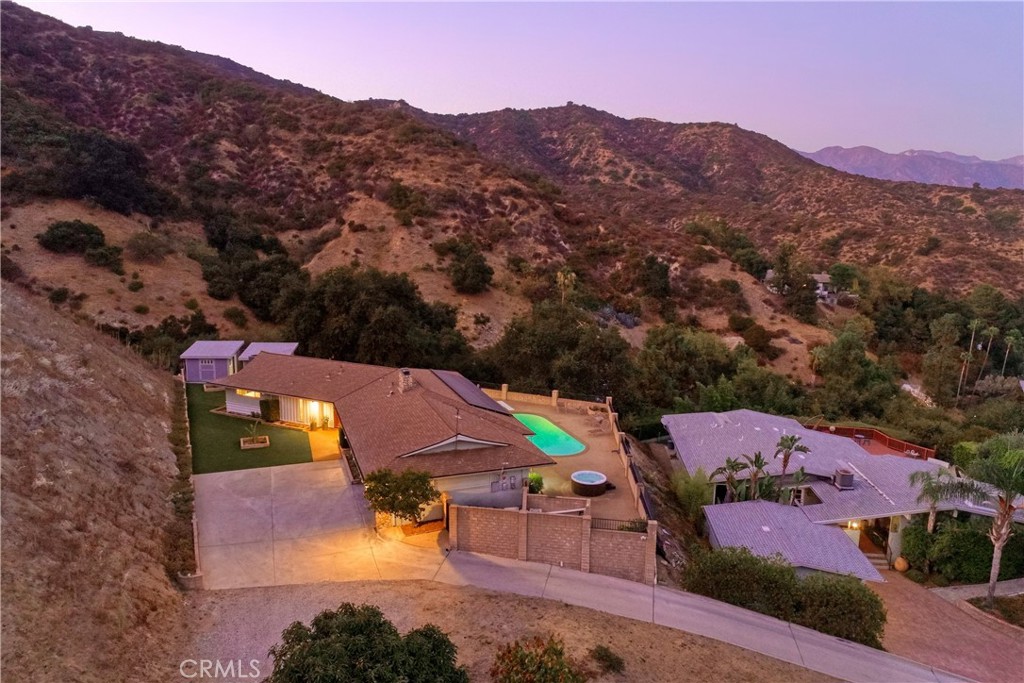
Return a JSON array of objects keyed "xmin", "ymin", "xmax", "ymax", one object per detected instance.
[
  {"xmin": 398, "ymin": 368, "xmax": 416, "ymax": 393},
  {"xmin": 834, "ymin": 468, "xmax": 855, "ymax": 490}
]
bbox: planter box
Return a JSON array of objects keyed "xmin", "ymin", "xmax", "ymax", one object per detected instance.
[{"xmin": 240, "ymin": 436, "xmax": 270, "ymax": 450}]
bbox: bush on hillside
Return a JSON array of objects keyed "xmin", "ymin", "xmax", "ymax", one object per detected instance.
[
  {"xmin": 793, "ymin": 574, "xmax": 886, "ymax": 649},
  {"xmin": 900, "ymin": 522, "xmax": 932, "ymax": 571},
  {"xmin": 491, "ymin": 636, "xmax": 585, "ymax": 683},
  {"xmin": 37, "ymin": 219, "xmax": 105, "ymax": 253},
  {"xmin": 223, "ymin": 306, "xmax": 248, "ymax": 328},
  {"xmin": 125, "ymin": 231, "xmax": 174, "ymax": 263},
  {"xmin": 84, "ymin": 245, "xmax": 125, "ymax": 274},
  {"xmin": 671, "ymin": 467, "xmax": 712, "ymax": 530}
]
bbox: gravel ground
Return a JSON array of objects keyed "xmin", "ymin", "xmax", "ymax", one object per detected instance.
[{"xmin": 177, "ymin": 579, "xmax": 837, "ymax": 682}]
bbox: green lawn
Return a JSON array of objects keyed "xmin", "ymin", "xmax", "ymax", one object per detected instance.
[{"xmin": 187, "ymin": 384, "xmax": 313, "ymax": 474}]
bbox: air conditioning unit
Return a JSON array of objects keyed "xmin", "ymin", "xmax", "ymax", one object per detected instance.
[{"xmin": 834, "ymin": 469, "xmax": 855, "ymax": 490}]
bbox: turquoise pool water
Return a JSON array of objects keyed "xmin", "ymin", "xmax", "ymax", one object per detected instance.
[{"xmin": 513, "ymin": 413, "xmax": 586, "ymax": 456}]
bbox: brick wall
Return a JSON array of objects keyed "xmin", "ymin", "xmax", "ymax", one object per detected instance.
[
  {"xmin": 452, "ymin": 505, "xmax": 520, "ymax": 559},
  {"xmin": 526, "ymin": 513, "xmax": 584, "ymax": 570},
  {"xmin": 450, "ymin": 503, "xmax": 657, "ymax": 585}
]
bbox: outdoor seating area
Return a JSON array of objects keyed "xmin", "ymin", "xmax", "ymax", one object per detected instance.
[{"xmin": 501, "ymin": 399, "xmax": 640, "ymax": 521}]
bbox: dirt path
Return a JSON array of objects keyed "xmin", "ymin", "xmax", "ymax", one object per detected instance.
[
  {"xmin": 869, "ymin": 570, "xmax": 1024, "ymax": 682},
  {"xmin": 180, "ymin": 581, "xmax": 837, "ymax": 683}
]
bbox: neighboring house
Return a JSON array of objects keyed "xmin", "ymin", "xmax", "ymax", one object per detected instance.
[
  {"xmin": 810, "ymin": 273, "xmax": 832, "ymax": 299},
  {"xmin": 704, "ymin": 500, "xmax": 883, "ymax": 582},
  {"xmin": 763, "ymin": 270, "xmax": 834, "ymax": 300},
  {"xmin": 212, "ymin": 354, "xmax": 556, "ymax": 517},
  {"xmin": 179, "ymin": 340, "xmax": 245, "ymax": 383},
  {"xmin": 239, "ymin": 342, "xmax": 299, "ymax": 367},
  {"xmin": 662, "ymin": 409, "xmax": 951, "ymax": 579}
]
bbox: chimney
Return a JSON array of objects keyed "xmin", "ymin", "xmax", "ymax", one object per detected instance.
[{"xmin": 398, "ymin": 368, "xmax": 415, "ymax": 393}]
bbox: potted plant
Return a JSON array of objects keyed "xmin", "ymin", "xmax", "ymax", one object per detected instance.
[{"xmin": 240, "ymin": 419, "xmax": 270, "ymax": 450}]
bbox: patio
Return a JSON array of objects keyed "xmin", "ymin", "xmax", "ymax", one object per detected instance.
[
  {"xmin": 187, "ymin": 385, "xmax": 321, "ymax": 474},
  {"xmin": 503, "ymin": 399, "xmax": 641, "ymax": 521}
]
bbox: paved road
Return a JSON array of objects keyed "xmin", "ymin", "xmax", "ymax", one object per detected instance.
[{"xmin": 195, "ymin": 462, "xmax": 970, "ymax": 683}]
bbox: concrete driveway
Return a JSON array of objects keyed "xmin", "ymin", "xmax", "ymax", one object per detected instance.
[{"xmin": 195, "ymin": 460, "xmax": 377, "ymax": 589}]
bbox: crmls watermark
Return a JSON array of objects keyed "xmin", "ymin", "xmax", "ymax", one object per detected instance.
[{"xmin": 179, "ymin": 659, "xmax": 261, "ymax": 680}]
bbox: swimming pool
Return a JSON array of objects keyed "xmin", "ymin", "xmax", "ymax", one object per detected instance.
[{"xmin": 513, "ymin": 413, "xmax": 586, "ymax": 456}]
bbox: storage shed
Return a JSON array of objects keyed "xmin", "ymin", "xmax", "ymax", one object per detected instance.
[
  {"xmin": 179, "ymin": 340, "xmax": 245, "ymax": 383},
  {"xmin": 238, "ymin": 342, "xmax": 299, "ymax": 367}
]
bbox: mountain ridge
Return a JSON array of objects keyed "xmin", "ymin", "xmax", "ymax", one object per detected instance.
[{"xmin": 801, "ymin": 145, "xmax": 1024, "ymax": 190}]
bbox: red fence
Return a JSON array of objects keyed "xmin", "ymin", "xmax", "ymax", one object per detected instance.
[{"xmin": 801, "ymin": 424, "xmax": 935, "ymax": 460}]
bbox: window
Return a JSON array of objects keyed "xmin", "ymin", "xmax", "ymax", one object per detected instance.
[
  {"xmin": 199, "ymin": 359, "xmax": 215, "ymax": 367},
  {"xmin": 236, "ymin": 389, "xmax": 261, "ymax": 398}
]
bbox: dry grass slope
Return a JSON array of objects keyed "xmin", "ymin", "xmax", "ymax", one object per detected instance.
[{"xmin": 0, "ymin": 283, "xmax": 187, "ymax": 682}]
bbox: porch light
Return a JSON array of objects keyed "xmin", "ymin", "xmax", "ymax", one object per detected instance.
[{"xmin": 847, "ymin": 520, "xmax": 860, "ymax": 530}]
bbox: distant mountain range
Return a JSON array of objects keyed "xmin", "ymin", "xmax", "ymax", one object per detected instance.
[{"xmin": 801, "ymin": 146, "xmax": 1024, "ymax": 190}]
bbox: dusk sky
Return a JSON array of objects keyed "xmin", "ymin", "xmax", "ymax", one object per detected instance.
[{"xmin": 20, "ymin": 1, "xmax": 1024, "ymax": 160}]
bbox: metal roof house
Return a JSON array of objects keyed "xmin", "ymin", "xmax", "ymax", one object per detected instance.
[
  {"xmin": 662, "ymin": 409, "xmax": 953, "ymax": 580},
  {"xmin": 179, "ymin": 340, "xmax": 245, "ymax": 383},
  {"xmin": 704, "ymin": 500, "xmax": 883, "ymax": 582},
  {"xmin": 239, "ymin": 342, "xmax": 299, "ymax": 366}
]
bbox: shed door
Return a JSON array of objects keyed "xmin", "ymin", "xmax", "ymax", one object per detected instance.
[{"xmin": 199, "ymin": 359, "xmax": 216, "ymax": 381}]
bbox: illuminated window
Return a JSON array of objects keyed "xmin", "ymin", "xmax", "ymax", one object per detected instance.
[{"xmin": 236, "ymin": 389, "xmax": 261, "ymax": 398}]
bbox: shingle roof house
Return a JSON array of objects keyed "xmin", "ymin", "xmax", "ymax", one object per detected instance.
[
  {"xmin": 212, "ymin": 354, "xmax": 555, "ymax": 482},
  {"xmin": 179, "ymin": 340, "xmax": 245, "ymax": 383}
]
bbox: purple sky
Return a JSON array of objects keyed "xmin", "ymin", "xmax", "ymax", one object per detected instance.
[{"xmin": 21, "ymin": 1, "xmax": 1024, "ymax": 160}]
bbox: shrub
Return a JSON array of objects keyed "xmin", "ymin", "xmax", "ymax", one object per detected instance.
[
  {"xmin": 450, "ymin": 249, "xmax": 493, "ymax": 294},
  {"xmin": 793, "ymin": 574, "xmax": 886, "ymax": 649},
  {"xmin": 671, "ymin": 467, "xmax": 712, "ymax": 528},
  {"xmin": 127, "ymin": 280, "xmax": 144, "ymax": 292},
  {"xmin": 223, "ymin": 306, "xmax": 248, "ymax": 328},
  {"xmin": 184, "ymin": 298, "xmax": 200, "ymax": 311},
  {"xmin": 125, "ymin": 231, "xmax": 174, "ymax": 263},
  {"xmin": 491, "ymin": 636, "xmax": 585, "ymax": 683},
  {"xmin": 267, "ymin": 603, "xmax": 468, "ymax": 683},
  {"xmin": 900, "ymin": 522, "xmax": 932, "ymax": 571},
  {"xmin": 527, "ymin": 472, "xmax": 544, "ymax": 494},
  {"xmin": 0, "ymin": 254, "xmax": 25, "ymax": 282},
  {"xmin": 133, "ymin": 304, "xmax": 150, "ymax": 314},
  {"xmin": 48, "ymin": 287, "xmax": 70, "ymax": 304},
  {"xmin": 682, "ymin": 548, "xmax": 799, "ymax": 621},
  {"xmin": 904, "ymin": 569, "xmax": 926, "ymax": 583},
  {"xmin": 931, "ymin": 522, "xmax": 994, "ymax": 583},
  {"xmin": 364, "ymin": 469, "xmax": 439, "ymax": 525},
  {"xmin": 589, "ymin": 644, "xmax": 625, "ymax": 674},
  {"xmin": 37, "ymin": 220, "xmax": 105, "ymax": 253},
  {"xmin": 84, "ymin": 245, "xmax": 124, "ymax": 274}
]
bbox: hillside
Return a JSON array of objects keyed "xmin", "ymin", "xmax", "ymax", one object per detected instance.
[
  {"xmin": 0, "ymin": 283, "xmax": 188, "ymax": 681},
  {"xmin": 2, "ymin": 0, "xmax": 1022, "ymax": 349},
  {"xmin": 411, "ymin": 103, "xmax": 1024, "ymax": 296},
  {"xmin": 802, "ymin": 146, "xmax": 1024, "ymax": 190}
]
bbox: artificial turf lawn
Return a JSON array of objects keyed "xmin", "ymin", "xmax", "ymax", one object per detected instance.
[{"xmin": 187, "ymin": 384, "xmax": 312, "ymax": 474}]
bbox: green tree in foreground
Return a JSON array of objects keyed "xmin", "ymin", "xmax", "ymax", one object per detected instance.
[
  {"xmin": 932, "ymin": 435, "xmax": 1024, "ymax": 607},
  {"xmin": 267, "ymin": 603, "xmax": 468, "ymax": 683},
  {"xmin": 363, "ymin": 469, "xmax": 439, "ymax": 525}
]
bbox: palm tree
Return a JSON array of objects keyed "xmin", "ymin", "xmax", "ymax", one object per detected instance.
[
  {"xmin": 711, "ymin": 457, "xmax": 748, "ymax": 503},
  {"xmin": 1001, "ymin": 329, "xmax": 1023, "ymax": 377},
  {"xmin": 933, "ymin": 447, "xmax": 1024, "ymax": 607},
  {"xmin": 908, "ymin": 468, "xmax": 954, "ymax": 534},
  {"xmin": 743, "ymin": 451, "xmax": 769, "ymax": 501},
  {"xmin": 774, "ymin": 434, "xmax": 809, "ymax": 480},
  {"xmin": 974, "ymin": 326, "xmax": 1000, "ymax": 384},
  {"xmin": 955, "ymin": 350, "xmax": 974, "ymax": 404}
]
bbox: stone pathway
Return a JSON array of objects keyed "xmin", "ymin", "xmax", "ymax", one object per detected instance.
[{"xmin": 930, "ymin": 577, "xmax": 1024, "ymax": 603}]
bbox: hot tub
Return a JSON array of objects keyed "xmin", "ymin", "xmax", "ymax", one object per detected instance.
[{"xmin": 571, "ymin": 470, "xmax": 608, "ymax": 497}]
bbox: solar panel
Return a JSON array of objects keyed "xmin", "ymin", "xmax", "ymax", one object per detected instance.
[{"xmin": 431, "ymin": 370, "xmax": 509, "ymax": 414}]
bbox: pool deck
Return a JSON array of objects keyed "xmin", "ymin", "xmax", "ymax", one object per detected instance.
[{"xmin": 505, "ymin": 400, "xmax": 641, "ymax": 521}]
